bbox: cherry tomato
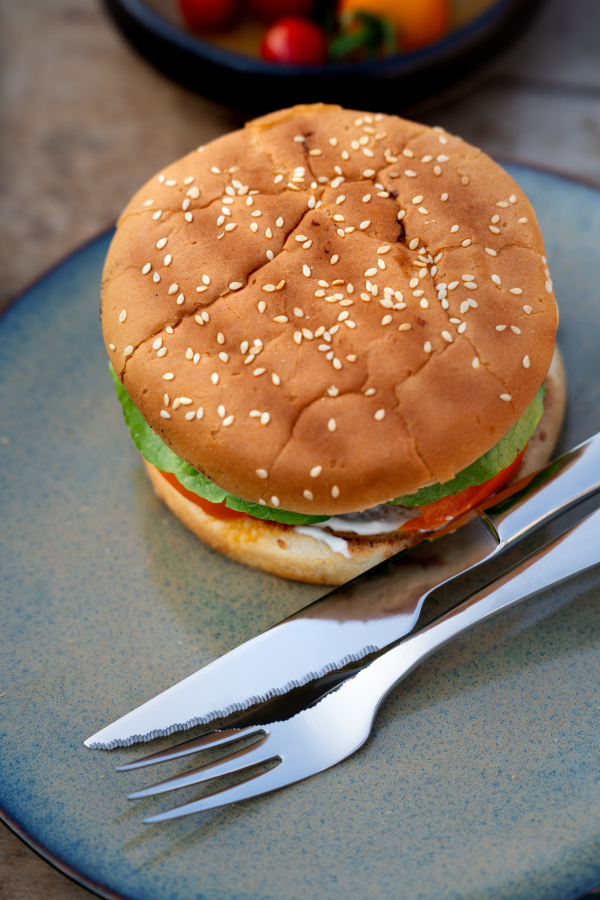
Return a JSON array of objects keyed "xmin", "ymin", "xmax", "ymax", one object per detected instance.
[
  {"xmin": 260, "ymin": 15, "xmax": 329, "ymax": 64},
  {"xmin": 400, "ymin": 448, "xmax": 526, "ymax": 534},
  {"xmin": 244, "ymin": 0, "xmax": 315, "ymax": 24},
  {"xmin": 338, "ymin": 0, "xmax": 450, "ymax": 51},
  {"xmin": 178, "ymin": 0, "xmax": 239, "ymax": 33}
]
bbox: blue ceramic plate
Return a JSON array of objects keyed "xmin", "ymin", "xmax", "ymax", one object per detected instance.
[{"xmin": 1, "ymin": 163, "xmax": 600, "ymax": 900}]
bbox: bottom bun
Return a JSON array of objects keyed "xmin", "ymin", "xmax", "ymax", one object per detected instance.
[{"xmin": 144, "ymin": 348, "xmax": 566, "ymax": 585}]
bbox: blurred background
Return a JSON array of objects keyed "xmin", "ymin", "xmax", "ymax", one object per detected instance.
[{"xmin": 0, "ymin": 0, "xmax": 598, "ymax": 895}]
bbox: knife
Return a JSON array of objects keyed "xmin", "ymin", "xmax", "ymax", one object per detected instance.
[{"xmin": 86, "ymin": 431, "xmax": 600, "ymax": 749}]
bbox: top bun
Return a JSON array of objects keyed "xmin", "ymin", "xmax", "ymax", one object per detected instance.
[{"xmin": 102, "ymin": 104, "xmax": 558, "ymax": 515}]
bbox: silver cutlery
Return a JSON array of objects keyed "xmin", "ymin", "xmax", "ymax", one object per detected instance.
[
  {"xmin": 86, "ymin": 431, "xmax": 600, "ymax": 750},
  {"xmin": 119, "ymin": 503, "xmax": 600, "ymax": 823}
]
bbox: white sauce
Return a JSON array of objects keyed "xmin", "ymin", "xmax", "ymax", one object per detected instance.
[
  {"xmin": 293, "ymin": 502, "xmax": 420, "ymax": 557},
  {"xmin": 294, "ymin": 526, "xmax": 352, "ymax": 559}
]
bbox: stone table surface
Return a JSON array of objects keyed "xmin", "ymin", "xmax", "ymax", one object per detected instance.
[{"xmin": 1, "ymin": 0, "xmax": 599, "ymax": 897}]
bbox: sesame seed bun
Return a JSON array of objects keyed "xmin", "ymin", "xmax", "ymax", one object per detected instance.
[
  {"xmin": 141, "ymin": 347, "xmax": 565, "ymax": 585},
  {"xmin": 102, "ymin": 103, "xmax": 559, "ymax": 521}
]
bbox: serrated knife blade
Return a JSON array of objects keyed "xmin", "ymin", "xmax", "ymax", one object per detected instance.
[{"xmin": 86, "ymin": 432, "xmax": 600, "ymax": 750}]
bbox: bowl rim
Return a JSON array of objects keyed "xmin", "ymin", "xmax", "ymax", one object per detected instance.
[{"xmin": 110, "ymin": 0, "xmax": 532, "ymax": 76}]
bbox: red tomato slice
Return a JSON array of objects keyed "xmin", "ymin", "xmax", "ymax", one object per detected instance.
[
  {"xmin": 400, "ymin": 449, "xmax": 526, "ymax": 534},
  {"xmin": 160, "ymin": 471, "xmax": 249, "ymax": 522}
]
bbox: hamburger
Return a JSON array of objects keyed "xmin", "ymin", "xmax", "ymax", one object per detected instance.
[{"xmin": 101, "ymin": 104, "xmax": 564, "ymax": 585}]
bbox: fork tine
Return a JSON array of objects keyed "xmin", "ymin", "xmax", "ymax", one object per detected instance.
[
  {"xmin": 115, "ymin": 725, "xmax": 261, "ymax": 771},
  {"xmin": 128, "ymin": 733, "xmax": 273, "ymax": 799},
  {"xmin": 142, "ymin": 761, "xmax": 295, "ymax": 823}
]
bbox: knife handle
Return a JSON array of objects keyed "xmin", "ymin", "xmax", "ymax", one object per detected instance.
[
  {"xmin": 361, "ymin": 503, "xmax": 600, "ymax": 713},
  {"xmin": 485, "ymin": 431, "xmax": 600, "ymax": 548}
]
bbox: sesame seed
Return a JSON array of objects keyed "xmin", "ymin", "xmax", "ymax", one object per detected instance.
[
  {"xmin": 442, "ymin": 331, "xmax": 453, "ymax": 343},
  {"xmin": 409, "ymin": 238, "xmax": 419, "ymax": 250},
  {"xmin": 545, "ymin": 280, "xmax": 553, "ymax": 293},
  {"xmin": 485, "ymin": 248, "xmax": 497, "ymax": 256},
  {"xmin": 222, "ymin": 415, "xmax": 234, "ymax": 427},
  {"xmin": 424, "ymin": 341, "xmax": 432, "ymax": 353},
  {"xmin": 156, "ymin": 237, "xmax": 168, "ymax": 249},
  {"xmin": 496, "ymin": 325, "xmax": 507, "ymax": 331},
  {"xmin": 219, "ymin": 352, "xmax": 229, "ymax": 363},
  {"xmin": 258, "ymin": 301, "xmax": 266, "ymax": 313},
  {"xmin": 489, "ymin": 225, "xmax": 500, "ymax": 234},
  {"xmin": 492, "ymin": 274, "xmax": 501, "ymax": 285},
  {"xmin": 168, "ymin": 283, "xmax": 178, "ymax": 295},
  {"xmin": 196, "ymin": 407, "xmax": 204, "ymax": 419},
  {"xmin": 510, "ymin": 288, "xmax": 523, "ymax": 295},
  {"xmin": 511, "ymin": 326, "xmax": 521, "ymax": 334},
  {"xmin": 211, "ymin": 373, "xmax": 219, "ymax": 385},
  {"xmin": 270, "ymin": 496, "xmax": 280, "ymax": 507},
  {"xmin": 523, "ymin": 305, "xmax": 532, "ymax": 314},
  {"xmin": 397, "ymin": 210, "xmax": 406, "ymax": 221},
  {"xmin": 229, "ymin": 282, "xmax": 243, "ymax": 290},
  {"xmin": 293, "ymin": 332, "xmax": 302, "ymax": 345},
  {"xmin": 152, "ymin": 210, "xmax": 162, "ymax": 221},
  {"xmin": 274, "ymin": 315, "xmax": 288, "ymax": 324},
  {"xmin": 330, "ymin": 255, "xmax": 339, "ymax": 265},
  {"xmin": 500, "ymin": 394, "xmax": 512, "ymax": 402},
  {"xmin": 225, "ymin": 223, "xmax": 237, "ymax": 232},
  {"xmin": 153, "ymin": 338, "xmax": 163, "ymax": 350},
  {"xmin": 519, "ymin": 217, "xmax": 528, "ymax": 224},
  {"xmin": 523, "ymin": 355, "xmax": 531, "ymax": 368},
  {"xmin": 163, "ymin": 372, "xmax": 174, "ymax": 380},
  {"xmin": 472, "ymin": 357, "xmax": 480, "ymax": 369},
  {"xmin": 185, "ymin": 411, "xmax": 195, "ymax": 420},
  {"xmin": 327, "ymin": 418, "xmax": 337, "ymax": 432},
  {"xmin": 381, "ymin": 315, "xmax": 392, "ymax": 325},
  {"xmin": 118, "ymin": 309, "xmax": 127, "ymax": 323},
  {"xmin": 398, "ymin": 323, "xmax": 411, "ymax": 332},
  {"xmin": 187, "ymin": 186, "xmax": 200, "ymax": 198},
  {"xmin": 260, "ymin": 412, "xmax": 270, "ymax": 425},
  {"xmin": 462, "ymin": 239, "xmax": 472, "ymax": 247},
  {"xmin": 176, "ymin": 294, "xmax": 184, "ymax": 305},
  {"xmin": 303, "ymin": 265, "xmax": 311, "ymax": 277},
  {"xmin": 160, "ymin": 410, "xmax": 171, "ymax": 419},
  {"xmin": 374, "ymin": 409, "xmax": 385, "ymax": 421},
  {"xmin": 142, "ymin": 263, "xmax": 151, "ymax": 275}
]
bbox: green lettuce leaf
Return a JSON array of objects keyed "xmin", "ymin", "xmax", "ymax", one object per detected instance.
[
  {"xmin": 389, "ymin": 385, "xmax": 545, "ymax": 508},
  {"xmin": 110, "ymin": 367, "xmax": 330, "ymax": 525},
  {"xmin": 111, "ymin": 366, "xmax": 544, "ymax": 522}
]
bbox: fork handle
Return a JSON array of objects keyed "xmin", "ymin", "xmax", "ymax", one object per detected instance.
[{"xmin": 359, "ymin": 505, "xmax": 600, "ymax": 718}]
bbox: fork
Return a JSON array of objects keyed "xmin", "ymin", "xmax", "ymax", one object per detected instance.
[{"xmin": 119, "ymin": 504, "xmax": 600, "ymax": 823}]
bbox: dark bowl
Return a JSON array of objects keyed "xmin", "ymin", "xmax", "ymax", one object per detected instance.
[{"xmin": 103, "ymin": 0, "xmax": 545, "ymax": 115}]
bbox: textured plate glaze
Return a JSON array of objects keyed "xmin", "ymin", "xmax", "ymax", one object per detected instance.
[{"xmin": 1, "ymin": 164, "xmax": 600, "ymax": 900}]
